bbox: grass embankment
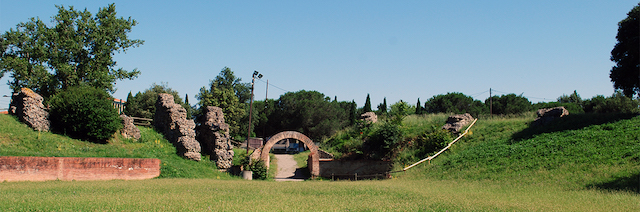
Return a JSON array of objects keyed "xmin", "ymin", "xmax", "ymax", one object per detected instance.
[
  {"xmin": 0, "ymin": 114, "xmax": 232, "ymax": 179},
  {"xmin": 402, "ymin": 113, "xmax": 640, "ymax": 192}
]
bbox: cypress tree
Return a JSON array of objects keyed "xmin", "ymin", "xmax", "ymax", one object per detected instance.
[
  {"xmin": 416, "ymin": 98, "xmax": 422, "ymax": 114},
  {"xmin": 364, "ymin": 94, "xmax": 372, "ymax": 113}
]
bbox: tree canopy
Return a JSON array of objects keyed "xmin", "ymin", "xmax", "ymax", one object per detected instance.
[
  {"xmin": 124, "ymin": 82, "xmax": 185, "ymax": 119},
  {"xmin": 196, "ymin": 68, "xmax": 248, "ymax": 136},
  {"xmin": 0, "ymin": 4, "xmax": 143, "ymax": 98},
  {"xmin": 610, "ymin": 3, "xmax": 640, "ymax": 97},
  {"xmin": 485, "ymin": 94, "xmax": 532, "ymax": 115},
  {"xmin": 424, "ymin": 92, "xmax": 487, "ymax": 116}
]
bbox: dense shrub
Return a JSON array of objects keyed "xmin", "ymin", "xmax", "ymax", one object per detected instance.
[
  {"xmin": 590, "ymin": 92, "xmax": 640, "ymax": 113},
  {"xmin": 413, "ymin": 126, "xmax": 453, "ymax": 158},
  {"xmin": 237, "ymin": 154, "xmax": 268, "ymax": 180},
  {"xmin": 363, "ymin": 122, "xmax": 403, "ymax": 160},
  {"xmin": 49, "ymin": 85, "xmax": 122, "ymax": 143}
]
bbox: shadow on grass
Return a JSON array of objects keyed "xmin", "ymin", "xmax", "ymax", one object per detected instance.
[
  {"xmin": 586, "ymin": 172, "xmax": 640, "ymax": 194},
  {"xmin": 511, "ymin": 113, "xmax": 638, "ymax": 142}
]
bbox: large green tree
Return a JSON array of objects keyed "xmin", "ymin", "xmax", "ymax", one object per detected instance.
[
  {"xmin": 124, "ymin": 82, "xmax": 185, "ymax": 119},
  {"xmin": 424, "ymin": 92, "xmax": 487, "ymax": 116},
  {"xmin": 484, "ymin": 94, "xmax": 532, "ymax": 115},
  {"xmin": 0, "ymin": 4, "xmax": 143, "ymax": 98},
  {"xmin": 196, "ymin": 67, "xmax": 249, "ymax": 137},
  {"xmin": 610, "ymin": 3, "xmax": 640, "ymax": 97}
]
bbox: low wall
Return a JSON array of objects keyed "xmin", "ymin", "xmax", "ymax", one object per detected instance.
[
  {"xmin": 319, "ymin": 159, "xmax": 392, "ymax": 180},
  {"xmin": 0, "ymin": 156, "xmax": 160, "ymax": 182}
]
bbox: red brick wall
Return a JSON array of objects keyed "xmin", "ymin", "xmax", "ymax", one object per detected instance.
[{"xmin": 0, "ymin": 156, "xmax": 160, "ymax": 182}]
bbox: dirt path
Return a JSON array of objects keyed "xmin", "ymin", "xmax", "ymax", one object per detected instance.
[{"xmin": 274, "ymin": 154, "xmax": 305, "ymax": 181}]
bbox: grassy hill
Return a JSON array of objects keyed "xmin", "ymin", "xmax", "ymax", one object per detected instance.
[
  {"xmin": 0, "ymin": 114, "xmax": 232, "ymax": 179},
  {"xmin": 400, "ymin": 112, "xmax": 640, "ymax": 192}
]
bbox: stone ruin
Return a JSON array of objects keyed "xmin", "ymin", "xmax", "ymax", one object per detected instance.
[
  {"xmin": 154, "ymin": 93, "xmax": 201, "ymax": 161},
  {"xmin": 9, "ymin": 88, "xmax": 50, "ymax": 132},
  {"xmin": 196, "ymin": 106, "xmax": 234, "ymax": 169},
  {"xmin": 442, "ymin": 113, "xmax": 474, "ymax": 133},
  {"xmin": 532, "ymin": 106, "xmax": 569, "ymax": 127},
  {"xmin": 120, "ymin": 114, "xmax": 141, "ymax": 140},
  {"xmin": 360, "ymin": 112, "xmax": 378, "ymax": 124}
]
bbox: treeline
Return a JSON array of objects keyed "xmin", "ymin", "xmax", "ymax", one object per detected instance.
[{"xmin": 382, "ymin": 91, "xmax": 639, "ymax": 117}]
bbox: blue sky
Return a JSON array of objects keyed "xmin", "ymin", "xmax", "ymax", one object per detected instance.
[{"xmin": 1, "ymin": 1, "xmax": 639, "ymax": 110}]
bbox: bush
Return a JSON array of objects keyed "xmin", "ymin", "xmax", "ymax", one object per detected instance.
[
  {"xmin": 591, "ymin": 92, "xmax": 639, "ymax": 113},
  {"xmin": 413, "ymin": 126, "xmax": 452, "ymax": 157},
  {"xmin": 363, "ymin": 122, "xmax": 402, "ymax": 160},
  {"xmin": 49, "ymin": 85, "xmax": 122, "ymax": 143}
]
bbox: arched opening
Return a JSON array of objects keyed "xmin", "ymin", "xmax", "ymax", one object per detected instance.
[{"xmin": 260, "ymin": 131, "xmax": 319, "ymax": 177}]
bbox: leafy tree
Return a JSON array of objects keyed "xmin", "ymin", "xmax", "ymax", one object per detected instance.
[
  {"xmin": 424, "ymin": 92, "xmax": 487, "ymax": 116},
  {"xmin": 197, "ymin": 68, "xmax": 249, "ymax": 137},
  {"xmin": 389, "ymin": 100, "xmax": 413, "ymax": 124},
  {"xmin": 610, "ymin": 3, "xmax": 640, "ymax": 97},
  {"xmin": 214, "ymin": 67, "xmax": 251, "ymax": 103},
  {"xmin": 591, "ymin": 91, "xmax": 639, "ymax": 113},
  {"xmin": 485, "ymin": 94, "xmax": 532, "ymax": 115},
  {"xmin": 557, "ymin": 90, "xmax": 583, "ymax": 105},
  {"xmin": 363, "ymin": 94, "xmax": 372, "ymax": 113},
  {"xmin": 48, "ymin": 85, "xmax": 122, "ymax": 143},
  {"xmin": 267, "ymin": 90, "xmax": 349, "ymax": 141},
  {"xmin": 0, "ymin": 4, "xmax": 143, "ymax": 98},
  {"xmin": 377, "ymin": 97, "xmax": 388, "ymax": 115},
  {"xmin": 197, "ymin": 82, "xmax": 245, "ymax": 136},
  {"xmin": 124, "ymin": 91, "xmax": 139, "ymax": 117},
  {"xmin": 125, "ymin": 82, "xmax": 185, "ymax": 119}
]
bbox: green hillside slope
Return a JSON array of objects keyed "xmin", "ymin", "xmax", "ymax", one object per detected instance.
[
  {"xmin": 405, "ymin": 113, "xmax": 640, "ymax": 192},
  {"xmin": 0, "ymin": 114, "xmax": 231, "ymax": 179}
]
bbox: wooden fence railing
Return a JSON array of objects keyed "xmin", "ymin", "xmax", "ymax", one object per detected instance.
[
  {"xmin": 131, "ymin": 117, "xmax": 153, "ymax": 126},
  {"xmin": 403, "ymin": 118, "xmax": 478, "ymax": 171}
]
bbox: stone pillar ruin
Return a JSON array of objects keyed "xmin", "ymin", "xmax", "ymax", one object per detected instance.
[
  {"xmin": 154, "ymin": 93, "xmax": 201, "ymax": 161},
  {"xmin": 120, "ymin": 114, "xmax": 141, "ymax": 140},
  {"xmin": 196, "ymin": 106, "xmax": 234, "ymax": 169},
  {"xmin": 9, "ymin": 88, "xmax": 50, "ymax": 132}
]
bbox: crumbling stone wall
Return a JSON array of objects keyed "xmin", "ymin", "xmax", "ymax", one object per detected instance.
[
  {"xmin": 196, "ymin": 106, "xmax": 234, "ymax": 169},
  {"xmin": 442, "ymin": 113, "xmax": 474, "ymax": 133},
  {"xmin": 120, "ymin": 114, "xmax": 141, "ymax": 140},
  {"xmin": 360, "ymin": 112, "xmax": 378, "ymax": 124},
  {"xmin": 532, "ymin": 106, "xmax": 569, "ymax": 126},
  {"xmin": 154, "ymin": 93, "xmax": 201, "ymax": 161},
  {"xmin": 9, "ymin": 88, "xmax": 50, "ymax": 132}
]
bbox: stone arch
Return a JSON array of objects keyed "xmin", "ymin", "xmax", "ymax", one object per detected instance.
[{"xmin": 260, "ymin": 131, "xmax": 319, "ymax": 177}]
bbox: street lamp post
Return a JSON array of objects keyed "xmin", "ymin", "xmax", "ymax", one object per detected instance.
[{"xmin": 246, "ymin": 71, "xmax": 263, "ymax": 155}]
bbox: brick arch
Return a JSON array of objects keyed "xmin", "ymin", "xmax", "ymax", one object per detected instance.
[{"xmin": 260, "ymin": 131, "xmax": 319, "ymax": 177}]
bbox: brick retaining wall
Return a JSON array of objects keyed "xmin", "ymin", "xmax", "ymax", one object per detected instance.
[{"xmin": 0, "ymin": 156, "xmax": 160, "ymax": 182}]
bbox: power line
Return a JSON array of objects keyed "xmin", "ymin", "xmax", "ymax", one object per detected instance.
[{"xmin": 257, "ymin": 78, "xmax": 289, "ymax": 93}]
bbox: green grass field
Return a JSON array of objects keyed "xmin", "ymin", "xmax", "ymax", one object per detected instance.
[{"xmin": 1, "ymin": 113, "xmax": 639, "ymax": 211}]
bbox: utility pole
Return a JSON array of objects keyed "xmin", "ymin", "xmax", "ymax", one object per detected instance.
[
  {"xmin": 246, "ymin": 71, "xmax": 263, "ymax": 155},
  {"xmin": 489, "ymin": 88, "xmax": 492, "ymax": 116}
]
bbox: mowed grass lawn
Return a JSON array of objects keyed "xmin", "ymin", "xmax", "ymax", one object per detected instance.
[{"xmin": 1, "ymin": 177, "xmax": 638, "ymax": 211}]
